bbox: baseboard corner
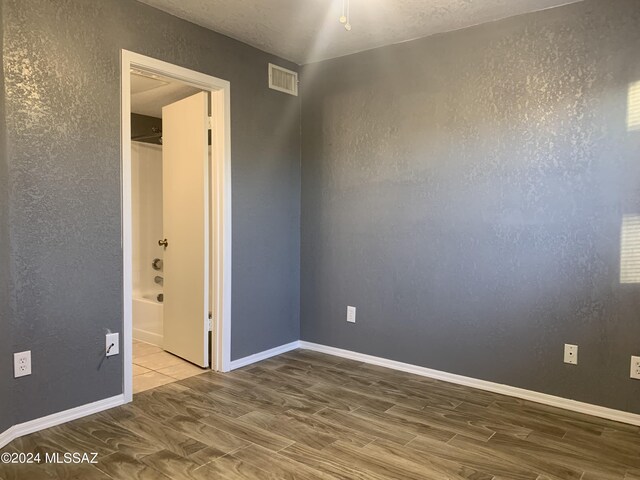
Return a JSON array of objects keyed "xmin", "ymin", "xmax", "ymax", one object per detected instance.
[{"xmin": 229, "ymin": 340, "xmax": 300, "ymax": 370}]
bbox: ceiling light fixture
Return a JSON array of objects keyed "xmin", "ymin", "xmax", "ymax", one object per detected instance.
[{"xmin": 339, "ymin": 0, "xmax": 351, "ymax": 31}]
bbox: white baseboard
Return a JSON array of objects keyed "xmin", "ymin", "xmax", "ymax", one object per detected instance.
[
  {"xmin": 229, "ymin": 341, "xmax": 300, "ymax": 370},
  {"xmin": 3, "ymin": 340, "xmax": 636, "ymax": 450},
  {"xmin": 0, "ymin": 394, "xmax": 125, "ymax": 449},
  {"xmin": 133, "ymin": 328, "xmax": 163, "ymax": 347},
  {"xmin": 299, "ymin": 341, "xmax": 640, "ymax": 427}
]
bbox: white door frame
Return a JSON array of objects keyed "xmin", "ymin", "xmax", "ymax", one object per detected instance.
[{"xmin": 121, "ymin": 50, "xmax": 232, "ymax": 403}]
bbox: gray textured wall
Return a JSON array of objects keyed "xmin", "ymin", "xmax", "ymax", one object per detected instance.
[
  {"xmin": 0, "ymin": 0, "xmax": 13, "ymax": 434},
  {"xmin": 301, "ymin": 0, "xmax": 640, "ymax": 413},
  {"xmin": 2, "ymin": 0, "xmax": 300, "ymax": 425}
]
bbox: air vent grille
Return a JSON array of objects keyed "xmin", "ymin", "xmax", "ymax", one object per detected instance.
[{"xmin": 269, "ymin": 63, "xmax": 298, "ymax": 96}]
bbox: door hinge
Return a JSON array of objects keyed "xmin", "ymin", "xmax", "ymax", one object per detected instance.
[
  {"xmin": 208, "ymin": 116, "xmax": 213, "ymax": 130},
  {"xmin": 208, "ymin": 313, "xmax": 213, "ymax": 332}
]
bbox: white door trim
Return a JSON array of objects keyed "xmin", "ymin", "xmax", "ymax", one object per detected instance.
[{"xmin": 121, "ymin": 50, "xmax": 232, "ymax": 403}]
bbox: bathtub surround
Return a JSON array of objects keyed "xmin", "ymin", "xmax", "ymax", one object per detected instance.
[
  {"xmin": 131, "ymin": 141, "xmax": 163, "ymax": 299},
  {"xmin": 300, "ymin": 0, "xmax": 640, "ymax": 414},
  {"xmin": 1, "ymin": 0, "xmax": 300, "ymax": 428},
  {"xmin": 133, "ymin": 297, "xmax": 164, "ymax": 347}
]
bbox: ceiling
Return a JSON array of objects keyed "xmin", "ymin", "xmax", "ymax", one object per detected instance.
[
  {"xmin": 131, "ymin": 71, "xmax": 201, "ymax": 117},
  {"xmin": 138, "ymin": 0, "xmax": 581, "ymax": 64}
]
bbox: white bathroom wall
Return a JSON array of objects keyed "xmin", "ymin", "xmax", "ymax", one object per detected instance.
[{"xmin": 132, "ymin": 141, "xmax": 164, "ymax": 345}]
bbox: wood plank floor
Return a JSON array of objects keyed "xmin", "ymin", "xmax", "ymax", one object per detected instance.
[{"xmin": 2, "ymin": 349, "xmax": 640, "ymax": 480}]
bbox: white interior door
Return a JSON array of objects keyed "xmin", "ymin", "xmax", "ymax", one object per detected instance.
[{"xmin": 162, "ymin": 91, "xmax": 209, "ymax": 367}]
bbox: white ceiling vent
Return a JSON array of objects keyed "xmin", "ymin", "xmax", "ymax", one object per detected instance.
[{"xmin": 269, "ymin": 63, "xmax": 298, "ymax": 96}]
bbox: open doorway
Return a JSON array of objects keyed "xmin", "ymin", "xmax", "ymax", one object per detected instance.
[
  {"xmin": 132, "ymin": 76, "xmax": 207, "ymax": 391},
  {"xmin": 121, "ymin": 51, "xmax": 231, "ymax": 402}
]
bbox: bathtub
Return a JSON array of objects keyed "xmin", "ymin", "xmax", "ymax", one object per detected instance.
[{"xmin": 133, "ymin": 294, "xmax": 163, "ymax": 347}]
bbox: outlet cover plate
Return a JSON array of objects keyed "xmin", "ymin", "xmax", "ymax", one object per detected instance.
[
  {"xmin": 106, "ymin": 333, "xmax": 119, "ymax": 357},
  {"xmin": 347, "ymin": 306, "xmax": 356, "ymax": 323},
  {"xmin": 631, "ymin": 356, "xmax": 640, "ymax": 380},
  {"xmin": 14, "ymin": 351, "xmax": 32, "ymax": 378},
  {"xmin": 564, "ymin": 344, "xmax": 578, "ymax": 365}
]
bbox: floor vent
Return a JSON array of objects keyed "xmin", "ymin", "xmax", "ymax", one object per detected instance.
[{"xmin": 269, "ymin": 63, "xmax": 298, "ymax": 96}]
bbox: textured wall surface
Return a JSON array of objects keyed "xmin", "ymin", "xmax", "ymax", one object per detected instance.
[
  {"xmin": 0, "ymin": 0, "xmax": 14, "ymax": 434},
  {"xmin": 301, "ymin": 0, "xmax": 640, "ymax": 413},
  {"xmin": 2, "ymin": 0, "xmax": 300, "ymax": 425}
]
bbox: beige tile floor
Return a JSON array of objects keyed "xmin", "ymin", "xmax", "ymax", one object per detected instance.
[{"xmin": 133, "ymin": 339, "xmax": 205, "ymax": 394}]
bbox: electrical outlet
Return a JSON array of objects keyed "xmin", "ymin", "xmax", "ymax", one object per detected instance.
[
  {"xmin": 14, "ymin": 351, "xmax": 32, "ymax": 378},
  {"xmin": 106, "ymin": 333, "xmax": 119, "ymax": 357},
  {"xmin": 564, "ymin": 344, "xmax": 578, "ymax": 365},
  {"xmin": 631, "ymin": 356, "xmax": 640, "ymax": 380},
  {"xmin": 347, "ymin": 306, "xmax": 356, "ymax": 323}
]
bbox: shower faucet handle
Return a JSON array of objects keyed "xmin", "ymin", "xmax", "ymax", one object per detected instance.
[{"xmin": 158, "ymin": 239, "xmax": 168, "ymax": 248}]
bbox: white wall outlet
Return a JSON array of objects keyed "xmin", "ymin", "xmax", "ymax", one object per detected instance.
[
  {"xmin": 14, "ymin": 351, "xmax": 32, "ymax": 378},
  {"xmin": 564, "ymin": 344, "xmax": 578, "ymax": 365},
  {"xmin": 106, "ymin": 333, "xmax": 119, "ymax": 357},
  {"xmin": 347, "ymin": 306, "xmax": 356, "ymax": 323},
  {"xmin": 631, "ymin": 356, "xmax": 640, "ymax": 380}
]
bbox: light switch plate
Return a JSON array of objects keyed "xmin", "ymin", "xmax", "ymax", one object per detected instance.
[
  {"xmin": 347, "ymin": 306, "xmax": 356, "ymax": 323},
  {"xmin": 106, "ymin": 333, "xmax": 119, "ymax": 357}
]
